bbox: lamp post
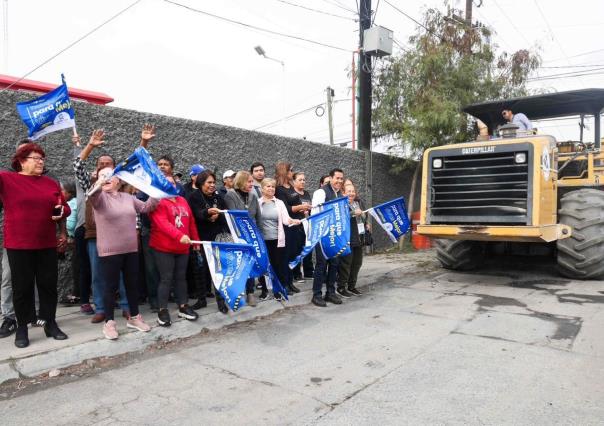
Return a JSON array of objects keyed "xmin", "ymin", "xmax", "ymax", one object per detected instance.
[{"xmin": 255, "ymin": 45, "xmax": 286, "ymax": 134}]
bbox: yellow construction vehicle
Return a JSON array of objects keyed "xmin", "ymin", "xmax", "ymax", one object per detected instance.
[{"xmin": 417, "ymin": 89, "xmax": 604, "ymax": 279}]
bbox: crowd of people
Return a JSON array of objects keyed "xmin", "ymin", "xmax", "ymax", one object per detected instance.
[{"xmin": 0, "ymin": 125, "xmax": 371, "ymax": 348}]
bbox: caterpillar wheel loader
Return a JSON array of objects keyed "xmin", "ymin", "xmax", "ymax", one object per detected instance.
[{"xmin": 417, "ymin": 89, "xmax": 604, "ymax": 279}]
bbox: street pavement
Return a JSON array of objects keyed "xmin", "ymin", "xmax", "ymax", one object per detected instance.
[{"xmin": 1, "ymin": 250, "xmax": 603, "ymax": 425}]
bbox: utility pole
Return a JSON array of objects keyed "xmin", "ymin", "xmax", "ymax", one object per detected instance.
[
  {"xmin": 326, "ymin": 86, "xmax": 334, "ymax": 145},
  {"xmin": 358, "ymin": 0, "xmax": 372, "ymax": 151},
  {"xmin": 465, "ymin": 0, "xmax": 472, "ymax": 24}
]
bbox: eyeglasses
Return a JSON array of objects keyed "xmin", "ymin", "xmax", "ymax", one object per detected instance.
[{"xmin": 26, "ymin": 156, "xmax": 45, "ymax": 162}]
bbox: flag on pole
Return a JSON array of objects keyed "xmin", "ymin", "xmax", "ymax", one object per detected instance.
[
  {"xmin": 224, "ymin": 210, "xmax": 288, "ymax": 300},
  {"xmin": 318, "ymin": 197, "xmax": 351, "ymax": 259},
  {"xmin": 112, "ymin": 147, "xmax": 179, "ymax": 199},
  {"xmin": 367, "ymin": 196, "xmax": 410, "ymax": 242},
  {"xmin": 289, "ymin": 208, "xmax": 334, "ymax": 269},
  {"xmin": 202, "ymin": 241, "xmax": 256, "ymax": 311},
  {"xmin": 16, "ymin": 74, "xmax": 75, "ymax": 140}
]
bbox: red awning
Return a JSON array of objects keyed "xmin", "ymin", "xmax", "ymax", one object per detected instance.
[{"xmin": 0, "ymin": 74, "xmax": 113, "ymax": 105}]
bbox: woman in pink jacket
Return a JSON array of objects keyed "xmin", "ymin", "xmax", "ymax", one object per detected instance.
[
  {"xmin": 258, "ymin": 178, "xmax": 300, "ymax": 300},
  {"xmin": 149, "ymin": 194, "xmax": 200, "ymax": 327}
]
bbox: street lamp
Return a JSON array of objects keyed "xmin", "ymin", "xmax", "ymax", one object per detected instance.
[{"xmin": 254, "ymin": 45, "xmax": 286, "ymax": 133}]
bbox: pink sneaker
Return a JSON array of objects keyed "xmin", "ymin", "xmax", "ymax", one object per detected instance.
[
  {"xmin": 103, "ymin": 320, "xmax": 119, "ymax": 340},
  {"xmin": 126, "ymin": 314, "xmax": 151, "ymax": 332}
]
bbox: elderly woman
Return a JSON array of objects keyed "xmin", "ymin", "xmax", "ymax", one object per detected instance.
[
  {"xmin": 78, "ymin": 130, "xmax": 158, "ymax": 340},
  {"xmin": 258, "ymin": 178, "xmax": 300, "ymax": 300},
  {"xmin": 0, "ymin": 143, "xmax": 71, "ymax": 348},
  {"xmin": 223, "ymin": 170, "xmax": 262, "ymax": 306}
]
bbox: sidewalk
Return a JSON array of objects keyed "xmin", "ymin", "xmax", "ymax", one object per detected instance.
[{"xmin": 0, "ymin": 251, "xmax": 433, "ymax": 384}]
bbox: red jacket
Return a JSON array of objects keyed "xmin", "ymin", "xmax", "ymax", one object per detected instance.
[{"xmin": 149, "ymin": 196, "xmax": 199, "ymax": 254}]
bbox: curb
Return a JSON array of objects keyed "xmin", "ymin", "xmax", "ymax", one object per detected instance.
[{"xmin": 0, "ymin": 263, "xmax": 410, "ymax": 385}]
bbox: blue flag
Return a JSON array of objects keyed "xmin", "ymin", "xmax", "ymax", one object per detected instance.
[
  {"xmin": 224, "ymin": 210, "xmax": 288, "ymax": 300},
  {"xmin": 318, "ymin": 197, "xmax": 351, "ymax": 258},
  {"xmin": 112, "ymin": 147, "xmax": 179, "ymax": 199},
  {"xmin": 202, "ymin": 241, "xmax": 256, "ymax": 311},
  {"xmin": 367, "ymin": 196, "xmax": 410, "ymax": 242},
  {"xmin": 289, "ymin": 208, "xmax": 334, "ymax": 269},
  {"xmin": 16, "ymin": 75, "xmax": 75, "ymax": 140}
]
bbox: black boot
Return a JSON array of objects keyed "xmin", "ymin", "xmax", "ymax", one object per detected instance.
[
  {"xmin": 191, "ymin": 298, "xmax": 207, "ymax": 310},
  {"xmin": 289, "ymin": 283, "xmax": 301, "ymax": 293},
  {"xmin": 14, "ymin": 325, "xmax": 29, "ymax": 348},
  {"xmin": 216, "ymin": 298, "xmax": 229, "ymax": 314},
  {"xmin": 44, "ymin": 320, "xmax": 68, "ymax": 340}
]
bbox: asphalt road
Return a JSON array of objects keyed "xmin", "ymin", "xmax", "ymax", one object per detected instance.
[{"xmin": 1, "ymin": 253, "xmax": 603, "ymax": 425}]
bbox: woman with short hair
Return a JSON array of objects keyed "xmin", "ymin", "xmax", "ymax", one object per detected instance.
[
  {"xmin": 77, "ymin": 130, "xmax": 158, "ymax": 340},
  {"xmin": 0, "ymin": 143, "xmax": 71, "ymax": 348},
  {"xmin": 223, "ymin": 170, "xmax": 262, "ymax": 306}
]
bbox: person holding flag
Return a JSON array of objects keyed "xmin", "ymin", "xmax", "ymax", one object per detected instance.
[
  {"xmin": 149, "ymin": 190, "xmax": 200, "ymax": 327},
  {"xmin": 310, "ymin": 168, "xmax": 346, "ymax": 307},
  {"xmin": 258, "ymin": 178, "xmax": 301, "ymax": 299},
  {"xmin": 337, "ymin": 182, "xmax": 366, "ymax": 297},
  {"xmin": 76, "ymin": 129, "xmax": 160, "ymax": 340}
]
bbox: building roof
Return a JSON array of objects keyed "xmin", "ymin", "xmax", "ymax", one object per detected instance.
[{"xmin": 463, "ymin": 88, "xmax": 604, "ymax": 132}]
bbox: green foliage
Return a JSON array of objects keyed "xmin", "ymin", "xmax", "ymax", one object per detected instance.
[{"xmin": 372, "ymin": 7, "xmax": 541, "ymax": 159}]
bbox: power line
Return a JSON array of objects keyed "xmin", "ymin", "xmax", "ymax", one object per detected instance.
[
  {"xmin": 371, "ymin": 0, "xmax": 380, "ymax": 25},
  {"xmin": 254, "ymin": 98, "xmax": 351, "ymax": 131},
  {"xmin": 492, "ymin": 0, "xmax": 532, "ymax": 46},
  {"xmin": 530, "ymin": 66, "xmax": 604, "ymax": 79},
  {"xmin": 382, "ymin": 0, "xmax": 431, "ymax": 34},
  {"xmin": 528, "ymin": 69, "xmax": 604, "ymax": 82},
  {"xmin": 276, "ymin": 0, "xmax": 357, "ymax": 21},
  {"xmin": 545, "ymin": 48, "xmax": 604, "ymax": 63},
  {"xmin": 539, "ymin": 64, "xmax": 604, "ymax": 69},
  {"xmin": 320, "ymin": 0, "xmax": 358, "ymax": 15},
  {"xmin": 163, "ymin": 0, "xmax": 350, "ymax": 52},
  {"xmin": 0, "ymin": 0, "xmax": 143, "ymax": 96}
]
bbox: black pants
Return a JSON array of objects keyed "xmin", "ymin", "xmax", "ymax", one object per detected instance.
[
  {"xmin": 75, "ymin": 225, "xmax": 92, "ymax": 303},
  {"xmin": 7, "ymin": 248, "xmax": 58, "ymax": 326},
  {"xmin": 153, "ymin": 249, "xmax": 189, "ymax": 309},
  {"xmin": 337, "ymin": 246, "xmax": 364, "ymax": 290},
  {"xmin": 187, "ymin": 250, "xmax": 209, "ymax": 300},
  {"xmin": 265, "ymin": 239, "xmax": 287, "ymax": 293},
  {"xmin": 312, "ymin": 246, "xmax": 339, "ymax": 297},
  {"xmin": 99, "ymin": 252, "xmax": 139, "ymax": 321}
]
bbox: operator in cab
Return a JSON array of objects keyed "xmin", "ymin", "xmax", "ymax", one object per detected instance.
[{"xmin": 502, "ymin": 108, "xmax": 533, "ymax": 131}]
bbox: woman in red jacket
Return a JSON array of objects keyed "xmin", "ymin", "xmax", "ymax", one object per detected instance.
[
  {"xmin": 0, "ymin": 143, "xmax": 71, "ymax": 348},
  {"xmin": 149, "ymin": 193, "xmax": 200, "ymax": 326}
]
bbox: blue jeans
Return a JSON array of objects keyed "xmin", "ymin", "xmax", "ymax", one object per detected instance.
[
  {"xmin": 87, "ymin": 239, "xmax": 129, "ymax": 313},
  {"xmin": 312, "ymin": 246, "xmax": 339, "ymax": 297}
]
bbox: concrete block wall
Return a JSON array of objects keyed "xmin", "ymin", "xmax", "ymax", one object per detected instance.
[{"xmin": 0, "ymin": 91, "xmax": 418, "ymax": 298}]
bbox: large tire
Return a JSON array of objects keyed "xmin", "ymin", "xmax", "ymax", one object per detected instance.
[
  {"xmin": 435, "ymin": 239, "xmax": 486, "ymax": 271},
  {"xmin": 557, "ymin": 189, "xmax": 604, "ymax": 279}
]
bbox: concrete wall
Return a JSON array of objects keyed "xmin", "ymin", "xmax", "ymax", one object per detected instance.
[{"xmin": 0, "ymin": 91, "xmax": 418, "ymax": 298}]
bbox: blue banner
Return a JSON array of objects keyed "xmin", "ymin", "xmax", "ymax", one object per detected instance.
[
  {"xmin": 112, "ymin": 147, "xmax": 179, "ymax": 199},
  {"xmin": 318, "ymin": 197, "xmax": 351, "ymax": 258},
  {"xmin": 289, "ymin": 208, "xmax": 334, "ymax": 269},
  {"xmin": 224, "ymin": 210, "xmax": 269, "ymax": 278},
  {"xmin": 16, "ymin": 76, "xmax": 75, "ymax": 140},
  {"xmin": 265, "ymin": 264, "xmax": 289, "ymax": 300},
  {"xmin": 224, "ymin": 210, "xmax": 288, "ymax": 300},
  {"xmin": 367, "ymin": 196, "xmax": 410, "ymax": 243},
  {"xmin": 202, "ymin": 241, "xmax": 255, "ymax": 311}
]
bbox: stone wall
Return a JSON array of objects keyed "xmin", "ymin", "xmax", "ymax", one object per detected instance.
[{"xmin": 0, "ymin": 91, "xmax": 418, "ymax": 298}]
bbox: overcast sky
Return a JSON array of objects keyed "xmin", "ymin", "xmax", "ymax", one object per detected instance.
[{"xmin": 3, "ymin": 0, "xmax": 604, "ymax": 150}]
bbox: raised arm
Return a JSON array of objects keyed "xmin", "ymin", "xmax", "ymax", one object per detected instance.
[
  {"xmin": 139, "ymin": 124, "xmax": 156, "ymax": 149},
  {"xmin": 73, "ymin": 130, "xmax": 105, "ymax": 192}
]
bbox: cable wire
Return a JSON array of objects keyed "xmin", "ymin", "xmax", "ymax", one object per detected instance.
[
  {"xmin": 382, "ymin": 0, "xmax": 432, "ymax": 34},
  {"xmin": 276, "ymin": 0, "xmax": 357, "ymax": 21},
  {"xmin": 164, "ymin": 0, "xmax": 350, "ymax": 52},
  {"xmin": 0, "ymin": 0, "xmax": 143, "ymax": 95}
]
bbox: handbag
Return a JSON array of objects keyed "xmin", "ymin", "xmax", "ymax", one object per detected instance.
[{"xmin": 362, "ymin": 229, "xmax": 374, "ymax": 246}]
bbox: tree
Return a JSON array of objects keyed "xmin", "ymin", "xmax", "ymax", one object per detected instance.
[{"xmin": 371, "ymin": 6, "xmax": 540, "ymax": 244}]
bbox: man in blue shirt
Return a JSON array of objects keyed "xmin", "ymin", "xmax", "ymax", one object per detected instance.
[{"xmin": 502, "ymin": 108, "xmax": 533, "ymax": 131}]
